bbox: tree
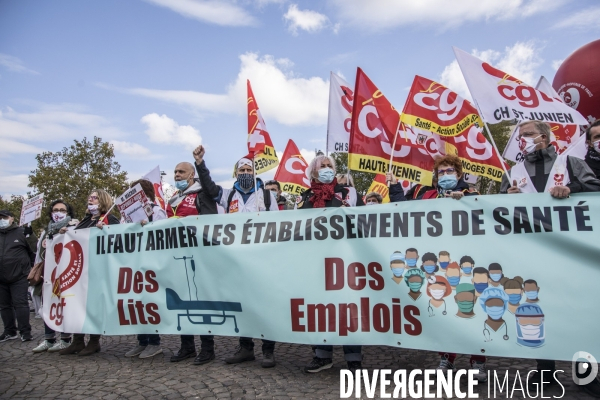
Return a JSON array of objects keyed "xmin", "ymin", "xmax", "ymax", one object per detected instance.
[
  {"xmin": 330, "ymin": 152, "xmax": 375, "ymax": 196},
  {"xmin": 0, "ymin": 195, "xmax": 25, "ymax": 223},
  {"xmin": 29, "ymin": 136, "xmax": 128, "ymax": 225},
  {"xmin": 475, "ymin": 121, "xmax": 516, "ymax": 194}
]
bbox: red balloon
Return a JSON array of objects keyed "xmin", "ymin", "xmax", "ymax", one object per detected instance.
[{"xmin": 553, "ymin": 39, "xmax": 600, "ymax": 126}]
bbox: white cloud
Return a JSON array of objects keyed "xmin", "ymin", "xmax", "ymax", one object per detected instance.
[
  {"xmin": 100, "ymin": 52, "xmax": 329, "ymax": 126},
  {"xmin": 110, "ymin": 140, "xmax": 152, "ymax": 157},
  {"xmin": 140, "ymin": 113, "xmax": 202, "ymax": 149},
  {"xmin": 552, "ymin": 59, "xmax": 564, "ymax": 71},
  {"xmin": 0, "ymin": 53, "xmax": 39, "ymax": 75},
  {"xmin": 0, "ymin": 174, "xmax": 29, "ymax": 198},
  {"xmin": 283, "ymin": 4, "xmax": 330, "ymax": 35},
  {"xmin": 440, "ymin": 41, "xmax": 543, "ymax": 100},
  {"xmin": 553, "ymin": 6, "xmax": 600, "ymax": 30},
  {"xmin": 328, "ymin": 0, "xmax": 566, "ymax": 31},
  {"xmin": 143, "ymin": 0, "xmax": 258, "ymax": 26}
]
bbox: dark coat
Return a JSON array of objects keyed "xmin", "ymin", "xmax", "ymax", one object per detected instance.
[
  {"xmin": 0, "ymin": 222, "xmax": 36, "ymax": 283},
  {"xmin": 298, "ymin": 184, "xmax": 365, "ymax": 209}
]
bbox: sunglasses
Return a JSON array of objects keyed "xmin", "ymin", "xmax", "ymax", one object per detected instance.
[{"xmin": 437, "ymin": 168, "xmax": 456, "ymax": 176}]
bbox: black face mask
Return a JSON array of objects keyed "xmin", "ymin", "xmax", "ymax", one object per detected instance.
[{"xmin": 238, "ymin": 173, "xmax": 254, "ymax": 190}]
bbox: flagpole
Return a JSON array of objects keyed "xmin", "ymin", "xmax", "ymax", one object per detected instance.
[
  {"xmin": 253, "ymin": 153, "xmax": 259, "ymax": 212},
  {"xmin": 472, "ymin": 99, "xmax": 510, "ymax": 176},
  {"xmin": 326, "ymin": 72, "xmax": 333, "ymax": 156},
  {"xmin": 387, "ymin": 118, "xmax": 402, "ymax": 187}
]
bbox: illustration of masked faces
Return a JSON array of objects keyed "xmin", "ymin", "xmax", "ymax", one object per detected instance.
[
  {"xmin": 455, "ymin": 291, "xmax": 476, "ymax": 317},
  {"xmin": 488, "ymin": 266, "xmax": 503, "ymax": 286},
  {"xmin": 422, "ymin": 259, "xmax": 437, "ymax": 275},
  {"xmin": 405, "ymin": 250, "xmax": 419, "ymax": 268},
  {"xmin": 428, "ymin": 282, "xmax": 447, "ymax": 300},
  {"xmin": 516, "ymin": 308, "xmax": 545, "ymax": 348},
  {"xmin": 461, "ymin": 262, "xmax": 473, "ymax": 276},
  {"xmin": 438, "ymin": 252, "xmax": 450, "ymax": 270},
  {"xmin": 407, "ymin": 275, "xmax": 423, "ymax": 293},
  {"xmin": 524, "ymin": 282, "xmax": 540, "ymax": 302},
  {"xmin": 484, "ymin": 298, "xmax": 506, "ymax": 321},
  {"xmin": 472, "ymin": 272, "xmax": 489, "ymax": 297},
  {"xmin": 390, "ymin": 260, "xmax": 406, "ymax": 278},
  {"xmin": 445, "ymin": 267, "xmax": 460, "ymax": 287},
  {"xmin": 505, "ymin": 288, "xmax": 523, "ymax": 306}
]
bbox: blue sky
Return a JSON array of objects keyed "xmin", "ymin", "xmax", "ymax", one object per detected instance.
[{"xmin": 0, "ymin": 0, "xmax": 598, "ymax": 197}]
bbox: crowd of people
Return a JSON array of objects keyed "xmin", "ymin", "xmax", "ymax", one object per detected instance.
[{"xmin": 1, "ymin": 120, "xmax": 600, "ymax": 396}]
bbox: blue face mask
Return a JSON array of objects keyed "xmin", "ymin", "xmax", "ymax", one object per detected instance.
[
  {"xmin": 461, "ymin": 266, "xmax": 473, "ymax": 275},
  {"xmin": 0, "ymin": 219, "xmax": 9, "ymax": 229},
  {"xmin": 391, "ymin": 268, "xmax": 404, "ymax": 277},
  {"xmin": 508, "ymin": 293, "xmax": 522, "ymax": 305},
  {"xmin": 318, "ymin": 168, "xmax": 335, "ymax": 184},
  {"xmin": 525, "ymin": 290, "xmax": 538, "ymax": 300},
  {"xmin": 439, "ymin": 261, "xmax": 449, "ymax": 270},
  {"xmin": 175, "ymin": 180, "xmax": 189, "ymax": 191},
  {"xmin": 423, "ymin": 265, "xmax": 436, "ymax": 274},
  {"xmin": 408, "ymin": 281, "xmax": 422, "ymax": 292},
  {"xmin": 486, "ymin": 306, "xmax": 505, "ymax": 320},
  {"xmin": 438, "ymin": 174, "xmax": 458, "ymax": 190},
  {"xmin": 489, "ymin": 273, "xmax": 502, "ymax": 282},
  {"xmin": 447, "ymin": 276, "xmax": 460, "ymax": 286},
  {"xmin": 406, "ymin": 258, "xmax": 418, "ymax": 267},
  {"xmin": 474, "ymin": 282, "xmax": 488, "ymax": 293}
]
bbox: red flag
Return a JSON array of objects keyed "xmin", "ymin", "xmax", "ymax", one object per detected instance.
[
  {"xmin": 273, "ymin": 139, "xmax": 310, "ymax": 196},
  {"xmin": 247, "ymin": 80, "xmax": 279, "ymax": 174},
  {"xmin": 142, "ymin": 165, "xmax": 166, "ymax": 210},
  {"xmin": 366, "ymin": 174, "xmax": 390, "ymax": 203},
  {"xmin": 348, "ymin": 68, "xmax": 434, "ymax": 185},
  {"xmin": 400, "ymin": 75, "xmax": 506, "ymax": 182}
]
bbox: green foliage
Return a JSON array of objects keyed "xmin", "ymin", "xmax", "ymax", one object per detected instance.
[
  {"xmin": 28, "ymin": 137, "xmax": 128, "ymax": 226},
  {"xmin": 330, "ymin": 152, "xmax": 375, "ymax": 196},
  {"xmin": 475, "ymin": 121, "xmax": 516, "ymax": 194},
  {"xmin": 0, "ymin": 195, "xmax": 25, "ymax": 223}
]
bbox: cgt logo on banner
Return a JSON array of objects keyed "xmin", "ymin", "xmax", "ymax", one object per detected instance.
[
  {"xmin": 43, "ymin": 229, "xmax": 91, "ymax": 332},
  {"xmin": 274, "ymin": 139, "xmax": 310, "ymax": 196}
]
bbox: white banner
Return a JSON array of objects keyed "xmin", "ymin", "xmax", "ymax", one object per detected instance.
[
  {"xmin": 327, "ymin": 72, "xmax": 353, "ymax": 153},
  {"xmin": 19, "ymin": 193, "xmax": 44, "ymax": 226},
  {"xmin": 115, "ymin": 184, "xmax": 153, "ymax": 223},
  {"xmin": 142, "ymin": 165, "xmax": 166, "ymax": 209},
  {"xmin": 453, "ymin": 47, "xmax": 587, "ymax": 126}
]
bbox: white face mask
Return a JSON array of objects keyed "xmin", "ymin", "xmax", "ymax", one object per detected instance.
[
  {"xmin": 430, "ymin": 289, "xmax": 446, "ymax": 300},
  {"xmin": 519, "ymin": 324, "xmax": 544, "ymax": 340},
  {"xmin": 519, "ymin": 135, "xmax": 542, "ymax": 155},
  {"xmin": 593, "ymin": 140, "xmax": 600, "ymax": 153},
  {"xmin": 88, "ymin": 204, "xmax": 100, "ymax": 215},
  {"xmin": 52, "ymin": 212, "xmax": 67, "ymax": 222},
  {"xmin": 366, "ymin": 201, "xmax": 378, "ymax": 205},
  {"xmin": 0, "ymin": 219, "xmax": 9, "ymax": 228}
]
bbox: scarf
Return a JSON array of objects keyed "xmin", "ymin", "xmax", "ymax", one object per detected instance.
[
  {"xmin": 46, "ymin": 216, "xmax": 72, "ymax": 240},
  {"xmin": 585, "ymin": 147, "xmax": 600, "ymax": 178},
  {"xmin": 309, "ymin": 178, "xmax": 337, "ymax": 208}
]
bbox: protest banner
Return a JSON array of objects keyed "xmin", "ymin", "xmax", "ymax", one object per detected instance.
[
  {"xmin": 273, "ymin": 139, "xmax": 310, "ymax": 196},
  {"xmin": 247, "ymin": 80, "xmax": 279, "ymax": 175},
  {"xmin": 348, "ymin": 68, "xmax": 434, "ymax": 185},
  {"xmin": 19, "ymin": 193, "xmax": 44, "ymax": 225},
  {"xmin": 142, "ymin": 165, "xmax": 166, "ymax": 209},
  {"xmin": 453, "ymin": 47, "xmax": 588, "ymax": 126},
  {"xmin": 43, "ymin": 192, "xmax": 600, "ymax": 362},
  {"xmin": 327, "ymin": 72, "xmax": 353, "ymax": 153},
  {"xmin": 115, "ymin": 184, "xmax": 153, "ymax": 223},
  {"xmin": 366, "ymin": 174, "xmax": 390, "ymax": 203},
  {"xmin": 400, "ymin": 75, "xmax": 506, "ymax": 181}
]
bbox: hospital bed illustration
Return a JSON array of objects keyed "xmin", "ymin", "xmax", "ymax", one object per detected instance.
[{"xmin": 166, "ymin": 256, "xmax": 242, "ymax": 332}]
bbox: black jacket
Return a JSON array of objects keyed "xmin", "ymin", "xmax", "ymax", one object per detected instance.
[
  {"xmin": 76, "ymin": 213, "xmax": 120, "ymax": 229},
  {"xmin": 193, "ymin": 161, "xmax": 228, "ymax": 215},
  {"xmin": 388, "ymin": 182, "xmax": 407, "ymax": 202},
  {"xmin": 298, "ymin": 184, "xmax": 365, "ymax": 209},
  {"xmin": 0, "ymin": 222, "xmax": 36, "ymax": 284}
]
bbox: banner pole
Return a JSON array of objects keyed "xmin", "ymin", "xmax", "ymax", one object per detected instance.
[
  {"xmin": 387, "ymin": 118, "xmax": 402, "ymax": 187},
  {"xmin": 471, "ymin": 100, "xmax": 510, "ymax": 176},
  {"xmin": 326, "ymin": 71, "xmax": 333, "ymax": 156},
  {"xmin": 253, "ymin": 153, "xmax": 259, "ymax": 212}
]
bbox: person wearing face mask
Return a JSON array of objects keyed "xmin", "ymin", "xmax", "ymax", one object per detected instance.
[
  {"xmin": 422, "ymin": 155, "xmax": 479, "ymax": 200},
  {"xmin": 487, "ymin": 263, "xmax": 504, "ymax": 287},
  {"xmin": 365, "ymin": 173, "xmax": 407, "ymax": 205},
  {"xmin": 264, "ymin": 180, "xmax": 288, "ymax": 210},
  {"xmin": 426, "ymin": 276, "xmax": 451, "ymax": 316},
  {"xmin": 515, "ymin": 303, "xmax": 545, "ymax": 348},
  {"xmin": 59, "ymin": 190, "xmax": 119, "ymax": 356},
  {"xmin": 389, "ymin": 252, "xmax": 406, "ymax": 284},
  {"xmin": 438, "ymin": 251, "xmax": 451, "ymax": 271},
  {"xmin": 454, "ymin": 283, "xmax": 477, "ymax": 319},
  {"xmin": 459, "ymin": 256, "xmax": 474, "ymax": 278},
  {"xmin": 584, "ymin": 120, "xmax": 600, "ymax": 178},
  {"xmin": 471, "ymin": 267, "xmax": 490, "ymax": 298},
  {"xmin": 192, "ymin": 145, "xmax": 279, "ymax": 368},
  {"xmin": 31, "ymin": 200, "xmax": 78, "ymax": 353},
  {"xmin": 166, "ymin": 158, "xmax": 222, "ymax": 366},
  {"xmin": 444, "ymin": 262, "xmax": 461, "ymax": 288},
  {"xmin": 502, "ymin": 276, "xmax": 524, "ymax": 315},
  {"xmin": 500, "ymin": 120, "xmax": 600, "ymax": 196},
  {"xmin": 404, "ymin": 268, "xmax": 426, "ymax": 301},
  {"xmin": 298, "ymin": 154, "xmax": 364, "ymax": 373},
  {"xmin": 0, "ymin": 210, "xmax": 37, "ymax": 343},
  {"xmin": 523, "ymin": 279, "xmax": 540, "ymax": 303},
  {"xmin": 479, "ymin": 287, "xmax": 509, "ymax": 342},
  {"xmin": 420, "ymin": 252, "xmax": 439, "ymax": 277},
  {"xmin": 405, "ymin": 248, "xmax": 419, "ymax": 268}
]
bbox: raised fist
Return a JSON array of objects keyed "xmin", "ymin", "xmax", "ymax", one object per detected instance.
[{"xmin": 193, "ymin": 145, "xmax": 205, "ymax": 164}]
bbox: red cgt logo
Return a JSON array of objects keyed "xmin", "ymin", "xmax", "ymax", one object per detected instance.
[{"xmin": 51, "ymin": 240, "xmax": 84, "ymax": 297}]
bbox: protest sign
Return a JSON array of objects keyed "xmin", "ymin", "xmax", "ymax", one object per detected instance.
[
  {"xmin": 19, "ymin": 193, "xmax": 44, "ymax": 225},
  {"xmin": 115, "ymin": 184, "xmax": 153, "ymax": 223},
  {"xmin": 142, "ymin": 165, "xmax": 166, "ymax": 209},
  {"xmin": 327, "ymin": 72, "xmax": 353, "ymax": 153}
]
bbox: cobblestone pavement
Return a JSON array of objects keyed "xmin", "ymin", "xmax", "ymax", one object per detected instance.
[{"xmin": 0, "ymin": 318, "xmax": 596, "ymax": 399}]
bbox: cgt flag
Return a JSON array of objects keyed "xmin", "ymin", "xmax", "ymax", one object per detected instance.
[
  {"xmin": 327, "ymin": 72, "xmax": 354, "ymax": 153},
  {"xmin": 366, "ymin": 174, "xmax": 391, "ymax": 203},
  {"xmin": 453, "ymin": 47, "xmax": 588, "ymax": 126},
  {"xmin": 348, "ymin": 68, "xmax": 434, "ymax": 185},
  {"xmin": 274, "ymin": 139, "xmax": 310, "ymax": 196},
  {"xmin": 142, "ymin": 165, "xmax": 167, "ymax": 210},
  {"xmin": 504, "ymin": 76, "xmax": 580, "ymax": 163},
  {"xmin": 247, "ymin": 80, "xmax": 279, "ymax": 175},
  {"xmin": 401, "ymin": 75, "xmax": 506, "ymax": 182}
]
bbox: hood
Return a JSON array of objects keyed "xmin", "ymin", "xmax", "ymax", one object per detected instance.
[{"xmin": 179, "ymin": 180, "xmax": 203, "ymax": 195}]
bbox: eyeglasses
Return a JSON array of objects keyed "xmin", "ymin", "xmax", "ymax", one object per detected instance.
[
  {"xmin": 519, "ymin": 131, "xmax": 541, "ymax": 138},
  {"xmin": 437, "ymin": 168, "xmax": 456, "ymax": 176},
  {"xmin": 88, "ymin": 195, "xmax": 99, "ymax": 200},
  {"xmin": 52, "ymin": 208, "xmax": 67, "ymax": 213}
]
